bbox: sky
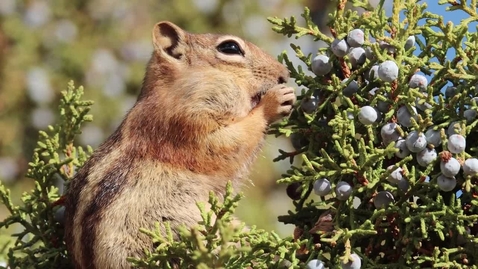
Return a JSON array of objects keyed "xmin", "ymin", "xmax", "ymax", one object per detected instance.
[
  {"xmin": 383, "ymin": 1, "xmax": 476, "ymax": 33},
  {"xmin": 409, "ymin": 1, "xmax": 476, "ymax": 31},
  {"xmin": 427, "ymin": 1, "xmax": 470, "ymax": 25},
  {"xmin": 426, "ymin": 2, "xmax": 476, "ymax": 61}
]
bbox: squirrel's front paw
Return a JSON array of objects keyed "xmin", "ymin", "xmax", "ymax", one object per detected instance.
[{"xmin": 259, "ymin": 84, "xmax": 296, "ymax": 124}]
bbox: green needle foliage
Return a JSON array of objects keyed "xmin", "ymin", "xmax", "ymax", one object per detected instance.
[
  {"xmin": 128, "ymin": 183, "xmax": 302, "ymax": 269},
  {"xmin": 2, "ymin": 1, "xmax": 478, "ymax": 268},
  {"xmin": 0, "ymin": 81, "xmax": 93, "ymax": 268}
]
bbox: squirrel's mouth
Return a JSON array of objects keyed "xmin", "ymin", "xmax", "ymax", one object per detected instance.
[{"xmin": 251, "ymin": 89, "xmax": 266, "ymax": 109}]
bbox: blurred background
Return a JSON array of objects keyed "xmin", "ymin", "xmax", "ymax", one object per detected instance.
[{"xmin": 0, "ymin": 0, "xmax": 374, "ymax": 237}]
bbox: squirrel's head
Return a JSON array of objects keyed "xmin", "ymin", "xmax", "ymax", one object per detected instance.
[{"xmin": 139, "ymin": 21, "xmax": 289, "ymax": 119}]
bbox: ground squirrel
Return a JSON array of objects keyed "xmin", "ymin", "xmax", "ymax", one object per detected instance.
[{"xmin": 64, "ymin": 21, "xmax": 296, "ymax": 269}]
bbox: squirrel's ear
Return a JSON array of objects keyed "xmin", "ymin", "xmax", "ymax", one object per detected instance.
[{"xmin": 152, "ymin": 21, "xmax": 186, "ymax": 60}]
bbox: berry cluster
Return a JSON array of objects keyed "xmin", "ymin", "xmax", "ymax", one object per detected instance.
[
  {"xmin": 297, "ymin": 27, "xmax": 478, "ymax": 202},
  {"xmin": 306, "ymin": 253, "xmax": 361, "ymax": 269},
  {"xmin": 282, "ymin": 22, "xmax": 478, "ymax": 267}
]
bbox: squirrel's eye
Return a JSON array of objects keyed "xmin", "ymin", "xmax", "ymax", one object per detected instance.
[{"xmin": 217, "ymin": 41, "xmax": 244, "ymax": 56}]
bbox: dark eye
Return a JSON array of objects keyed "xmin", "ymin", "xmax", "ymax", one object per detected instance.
[{"xmin": 217, "ymin": 40, "xmax": 244, "ymax": 56}]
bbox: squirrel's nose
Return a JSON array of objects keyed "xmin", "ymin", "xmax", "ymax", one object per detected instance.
[{"xmin": 278, "ymin": 67, "xmax": 290, "ymax": 84}]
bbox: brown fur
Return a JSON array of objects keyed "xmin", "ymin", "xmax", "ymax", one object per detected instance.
[{"xmin": 64, "ymin": 21, "xmax": 295, "ymax": 269}]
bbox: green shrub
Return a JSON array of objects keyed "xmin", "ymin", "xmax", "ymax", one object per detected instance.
[
  {"xmin": 0, "ymin": 81, "xmax": 92, "ymax": 268},
  {"xmin": 269, "ymin": 0, "xmax": 478, "ymax": 267}
]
